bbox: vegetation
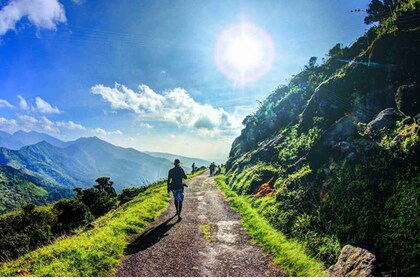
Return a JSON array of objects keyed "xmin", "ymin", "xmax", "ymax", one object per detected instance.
[
  {"xmin": 224, "ymin": 0, "xmax": 419, "ymax": 276},
  {"xmin": 0, "ymin": 177, "xmax": 119, "ymax": 263},
  {"xmin": 0, "ymin": 180, "xmax": 170, "ymax": 276},
  {"xmin": 215, "ymin": 175, "xmax": 327, "ymax": 277},
  {"xmin": 0, "ymin": 164, "xmax": 73, "ymax": 214}
]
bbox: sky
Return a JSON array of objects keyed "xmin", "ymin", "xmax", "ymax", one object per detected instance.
[{"xmin": 0, "ymin": 0, "xmax": 372, "ymax": 162}]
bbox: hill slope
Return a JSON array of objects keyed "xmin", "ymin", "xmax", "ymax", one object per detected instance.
[
  {"xmin": 0, "ymin": 130, "xmax": 67, "ymax": 150},
  {"xmin": 0, "ymin": 164, "xmax": 73, "ymax": 214},
  {"xmin": 224, "ymin": 3, "xmax": 419, "ymax": 276},
  {"xmin": 0, "ymin": 137, "xmax": 173, "ymax": 192},
  {"xmin": 144, "ymin": 151, "xmax": 210, "ymax": 172}
]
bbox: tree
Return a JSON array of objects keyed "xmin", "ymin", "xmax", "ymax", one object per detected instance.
[
  {"xmin": 305, "ymin": 57, "xmax": 318, "ymax": 69},
  {"xmin": 53, "ymin": 199, "xmax": 93, "ymax": 233},
  {"xmin": 94, "ymin": 177, "xmax": 117, "ymax": 197},
  {"xmin": 364, "ymin": 0, "xmax": 399, "ymax": 24},
  {"xmin": 328, "ymin": 43, "xmax": 343, "ymax": 58}
]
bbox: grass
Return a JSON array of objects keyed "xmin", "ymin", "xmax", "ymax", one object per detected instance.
[
  {"xmin": 215, "ymin": 175, "xmax": 327, "ymax": 277},
  {"xmin": 0, "ymin": 181, "xmax": 171, "ymax": 276},
  {"xmin": 199, "ymin": 224, "xmax": 215, "ymax": 243}
]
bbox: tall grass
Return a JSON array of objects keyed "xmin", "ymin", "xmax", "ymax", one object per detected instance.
[
  {"xmin": 215, "ymin": 175, "xmax": 327, "ymax": 277},
  {"xmin": 0, "ymin": 182, "xmax": 170, "ymax": 276}
]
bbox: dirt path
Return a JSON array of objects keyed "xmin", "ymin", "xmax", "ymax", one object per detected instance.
[{"xmin": 115, "ymin": 171, "xmax": 286, "ymax": 277}]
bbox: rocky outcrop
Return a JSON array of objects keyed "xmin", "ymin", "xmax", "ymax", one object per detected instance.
[
  {"xmin": 329, "ymin": 245, "xmax": 377, "ymax": 277},
  {"xmin": 365, "ymin": 108, "xmax": 402, "ymax": 135},
  {"xmin": 395, "ymin": 84, "xmax": 420, "ymax": 117}
]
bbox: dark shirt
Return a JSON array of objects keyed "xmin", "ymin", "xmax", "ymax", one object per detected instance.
[{"xmin": 168, "ymin": 166, "xmax": 187, "ymax": 190}]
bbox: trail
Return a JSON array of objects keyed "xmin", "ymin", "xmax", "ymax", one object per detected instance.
[{"xmin": 116, "ymin": 171, "xmax": 286, "ymax": 277}]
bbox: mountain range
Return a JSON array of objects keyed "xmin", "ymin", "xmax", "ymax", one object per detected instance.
[{"xmin": 0, "ymin": 130, "xmax": 209, "ymax": 214}]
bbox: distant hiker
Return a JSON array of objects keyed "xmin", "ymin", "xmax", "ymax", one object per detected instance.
[
  {"xmin": 209, "ymin": 162, "xmax": 215, "ymax": 176},
  {"xmin": 192, "ymin": 162, "xmax": 195, "ymax": 173},
  {"xmin": 167, "ymin": 159, "xmax": 187, "ymax": 219},
  {"xmin": 216, "ymin": 165, "xmax": 221, "ymax": 175}
]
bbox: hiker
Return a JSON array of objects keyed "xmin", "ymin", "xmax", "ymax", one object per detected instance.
[
  {"xmin": 192, "ymin": 162, "xmax": 195, "ymax": 173},
  {"xmin": 209, "ymin": 162, "xmax": 215, "ymax": 176},
  {"xmin": 167, "ymin": 159, "xmax": 187, "ymax": 219}
]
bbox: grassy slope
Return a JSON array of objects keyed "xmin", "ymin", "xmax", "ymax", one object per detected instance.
[
  {"xmin": 0, "ymin": 182, "xmax": 170, "ymax": 276},
  {"xmin": 215, "ymin": 175, "xmax": 327, "ymax": 277}
]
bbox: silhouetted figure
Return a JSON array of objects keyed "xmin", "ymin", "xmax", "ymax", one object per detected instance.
[
  {"xmin": 215, "ymin": 165, "xmax": 221, "ymax": 175},
  {"xmin": 192, "ymin": 162, "xmax": 195, "ymax": 173},
  {"xmin": 209, "ymin": 162, "xmax": 215, "ymax": 176},
  {"xmin": 167, "ymin": 159, "xmax": 187, "ymax": 219}
]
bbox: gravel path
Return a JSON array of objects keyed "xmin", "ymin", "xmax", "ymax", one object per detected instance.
[{"xmin": 115, "ymin": 171, "xmax": 286, "ymax": 277}]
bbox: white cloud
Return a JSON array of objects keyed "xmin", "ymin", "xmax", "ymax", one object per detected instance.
[
  {"xmin": 0, "ymin": 99, "xmax": 14, "ymax": 108},
  {"xmin": 91, "ymin": 128, "xmax": 122, "ymax": 136},
  {"xmin": 16, "ymin": 95, "xmax": 61, "ymax": 114},
  {"xmin": 17, "ymin": 95, "xmax": 29, "ymax": 110},
  {"xmin": 0, "ymin": 117, "xmax": 18, "ymax": 132},
  {"xmin": 35, "ymin": 97, "xmax": 60, "ymax": 114},
  {"xmin": 91, "ymin": 83, "xmax": 242, "ymax": 137},
  {"xmin": 17, "ymin": 113, "xmax": 38, "ymax": 124},
  {"xmin": 139, "ymin": 122, "xmax": 153, "ymax": 129},
  {"xmin": 56, "ymin": 120, "xmax": 86, "ymax": 130},
  {"xmin": 0, "ymin": 0, "xmax": 66, "ymax": 37},
  {"xmin": 0, "ymin": 113, "xmax": 87, "ymax": 136}
]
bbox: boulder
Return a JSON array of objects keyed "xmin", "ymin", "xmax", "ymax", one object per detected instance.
[
  {"xmin": 395, "ymin": 84, "xmax": 420, "ymax": 117},
  {"xmin": 365, "ymin": 108, "xmax": 402, "ymax": 135},
  {"xmin": 329, "ymin": 245, "xmax": 377, "ymax": 277}
]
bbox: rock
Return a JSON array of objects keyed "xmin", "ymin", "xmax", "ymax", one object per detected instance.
[
  {"xmin": 346, "ymin": 152, "xmax": 357, "ymax": 162},
  {"xmin": 329, "ymin": 245, "xmax": 377, "ymax": 277},
  {"xmin": 16, "ymin": 269, "xmax": 30, "ymax": 276},
  {"xmin": 333, "ymin": 141, "xmax": 351, "ymax": 153},
  {"xmin": 402, "ymin": 116, "xmax": 413, "ymax": 125},
  {"xmin": 395, "ymin": 84, "xmax": 420, "ymax": 117},
  {"xmin": 365, "ymin": 108, "xmax": 402, "ymax": 135},
  {"xmin": 414, "ymin": 114, "xmax": 420, "ymax": 125},
  {"xmin": 85, "ymin": 222, "xmax": 98, "ymax": 230}
]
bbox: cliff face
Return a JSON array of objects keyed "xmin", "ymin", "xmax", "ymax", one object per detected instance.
[{"xmin": 225, "ymin": 5, "xmax": 419, "ymax": 276}]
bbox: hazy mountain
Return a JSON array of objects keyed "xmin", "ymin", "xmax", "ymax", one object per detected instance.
[
  {"xmin": 0, "ymin": 137, "xmax": 173, "ymax": 192},
  {"xmin": 0, "ymin": 130, "xmax": 67, "ymax": 150},
  {"xmin": 144, "ymin": 151, "xmax": 210, "ymax": 172},
  {"xmin": 0, "ymin": 164, "xmax": 74, "ymax": 214}
]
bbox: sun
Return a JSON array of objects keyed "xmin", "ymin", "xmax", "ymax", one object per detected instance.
[
  {"xmin": 225, "ymin": 33, "xmax": 262, "ymax": 72},
  {"xmin": 215, "ymin": 22, "xmax": 274, "ymax": 85}
]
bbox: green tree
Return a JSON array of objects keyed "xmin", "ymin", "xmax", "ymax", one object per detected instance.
[
  {"xmin": 94, "ymin": 177, "xmax": 117, "ymax": 197},
  {"xmin": 364, "ymin": 0, "xmax": 398, "ymax": 24},
  {"xmin": 53, "ymin": 199, "xmax": 93, "ymax": 233}
]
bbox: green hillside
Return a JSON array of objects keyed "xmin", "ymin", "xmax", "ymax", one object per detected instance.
[
  {"xmin": 223, "ymin": 1, "xmax": 419, "ymax": 276},
  {"xmin": 0, "ymin": 164, "xmax": 73, "ymax": 214}
]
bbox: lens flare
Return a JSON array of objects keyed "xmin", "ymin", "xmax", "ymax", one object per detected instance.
[{"xmin": 215, "ymin": 22, "xmax": 275, "ymax": 85}]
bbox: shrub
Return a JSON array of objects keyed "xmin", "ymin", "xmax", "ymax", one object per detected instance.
[{"xmin": 53, "ymin": 199, "xmax": 93, "ymax": 234}]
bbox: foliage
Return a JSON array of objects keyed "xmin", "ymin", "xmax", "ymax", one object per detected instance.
[
  {"xmin": 0, "ymin": 204, "xmax": 56, "ymax": 261},
  {"xmin": 224, "ymin": 1, "xmax": 419, "ymax": 275},
  {"xmin": 0, "ymin": 181, "xmax": 170, "ymax": 276},
  {"xmin": 80, "ymin": 188, "xmax": 116, "ymax": 217},
  {"xmin": 117, "ymin": 187, "xmax": 146, "ymax": 204},
  {"xmin": 0, "ymin": 164, "xmax": 73, "ymax": 214},
  {"xmin": 53, "ymin": 199, "xmax": 93, "ymax": 234}
]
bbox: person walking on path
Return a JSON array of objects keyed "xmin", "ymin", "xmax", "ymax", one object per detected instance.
[
  {"xmin": 192, "ymin": 162, "xmax": 195, "ymax": 173},
  {"xmin": 167, "ymin": 159, "xmax": 187, "ymax": 219}
]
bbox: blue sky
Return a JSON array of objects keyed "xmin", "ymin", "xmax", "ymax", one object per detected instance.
[{"xmin": 0, "ymin": 0, "xmax": 371, "ymax": 162}]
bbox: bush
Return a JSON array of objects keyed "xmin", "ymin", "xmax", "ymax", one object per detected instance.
[
  {"xmin": 0, "ymin": 205, "xmax": 56, "ymax": 261},
  {"xmin": 118, "ymin": 187, "xmax": 145, "ymax": 204},
  {"xmin": 53, "ymin": 199, "xmax": 93, "ymax": 234},
  {"xmin": 81, "ymin": 188, "xmax": 116, "ymax": 218}
]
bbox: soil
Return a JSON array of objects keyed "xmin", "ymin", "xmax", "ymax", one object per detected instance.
[{"xmin": 115, "ymin": 171, "xmax": 286, "ymax": 277}]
